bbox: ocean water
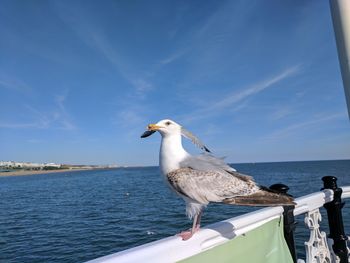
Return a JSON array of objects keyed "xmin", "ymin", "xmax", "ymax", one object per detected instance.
[{"xmin": 1, "ymin": 160, "xmax": 350, "ymax": 262}]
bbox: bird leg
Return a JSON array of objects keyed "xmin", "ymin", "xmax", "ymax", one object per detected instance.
[{"xmin": 178, "ymin": 212, "xmax": 202, "ymax": 241}]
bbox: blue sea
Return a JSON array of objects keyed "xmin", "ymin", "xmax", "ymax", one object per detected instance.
[{"xmin": 1, "ymin": 160, "xmax": 350, "ymax": 262}]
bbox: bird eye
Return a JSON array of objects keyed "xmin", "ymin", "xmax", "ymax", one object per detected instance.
[{"xmin": 165, "ymin": 121, "xmax": 171, "ymax": 126}]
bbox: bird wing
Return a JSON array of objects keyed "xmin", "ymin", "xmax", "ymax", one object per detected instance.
[
  {"xmin": 181, "ymin": 128, "xmax": 211, "ymax": 153},
  {"xmin": 167, "ymin": 167, "xmax": 295, "ymax": 206},
  {"xmin": 179, "ymin": 153, "xmax": 252, "ymax": 178},
  {"xmin": 166, "ymin": 167, "xmax": 259, "ymax": 204}
]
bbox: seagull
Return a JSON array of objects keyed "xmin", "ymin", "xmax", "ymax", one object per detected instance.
[{"xmin": 141, "ymin": 119, "xmax": 294, "ymax": 240}]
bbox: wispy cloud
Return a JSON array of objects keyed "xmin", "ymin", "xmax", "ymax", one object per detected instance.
[
  {"xmin": 270, "ymin": 106, "xmax": 295, "ymax": 121},
  {"xmin": 115, "ymin": 108, "xmax": 145, "ymax": 127},
  {"xmin": 54, "ymin": 94, "xmax": 76, "ymax": 130},
  {"xmin": 263, "ymin": 112, "xmax": 347, "ymax": 141},
  {"xmin": 131, "ymin": 79, "xmax": 154, "ymax": 98},
  {"xmin": 0, "ymin": 122, "xmax": 40, "ymax": 129},
  {"xmin": 159, "ymin": 48, "xmax": 188, "ymax": 65},
  {"xmin": 90, "ymin": 35, "xmax": 155, "ymax": 99},
  {"xmin": 0, "ymin": 76, "xmax": 32, "ymax": 93},
  {"xmin": 181, "ymin": 65, "xmax": 301, "ymax": 123},
  {"xmin": 53, "ymin": 3, "xmax": 154, "ymax": 100},
  {"xmin": 211, "ymin": 65, "xmax": 301, "ymax": 110},
  {"xmin": 0, "ymin": 93, "xmax": 76, "ymax": 130},
  {"xmin": 110, "ymin": 106, "xmax": 151, "ymax": 142}
]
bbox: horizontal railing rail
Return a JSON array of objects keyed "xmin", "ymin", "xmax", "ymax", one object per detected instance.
[{"xmin": 87, "ymin": 182, "xmax": 350, "ymax": 263}]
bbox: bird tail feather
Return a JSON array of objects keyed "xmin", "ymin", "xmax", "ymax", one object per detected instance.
[{"xmin": 223, "ymin": 188, "xmax": 295, "ymax": 206}]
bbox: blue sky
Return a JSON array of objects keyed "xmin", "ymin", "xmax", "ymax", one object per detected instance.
[{"xmin": 1, "ymin": 0, "xmax": 349, "ymax": 166}]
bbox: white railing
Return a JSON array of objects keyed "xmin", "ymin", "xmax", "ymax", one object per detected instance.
[
  {"xmin": 87, "ymin": 186, "xmax": 350, "ymax": 263},
  {"xmin": 296, "ymin": 186, "xmax": 350, "ymax": 263}
]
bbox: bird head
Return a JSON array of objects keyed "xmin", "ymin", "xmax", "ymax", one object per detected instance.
[
  {"xmin": 141, "ymin": 119, "xmax": 211, "ymax": 153},
  {"xmin": 141, "ymin": 119, "xmax": 181, "ymax": 138}
]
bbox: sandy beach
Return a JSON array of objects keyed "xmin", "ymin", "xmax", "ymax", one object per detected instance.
[{"xmin": 0, "ymin": 168, "xmax": 104, "ymax": 177}]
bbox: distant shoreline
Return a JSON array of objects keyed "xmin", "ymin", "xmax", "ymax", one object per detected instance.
[{"xmin": 0, "ymin": 167, "xmax": 115, "ymax": 177}]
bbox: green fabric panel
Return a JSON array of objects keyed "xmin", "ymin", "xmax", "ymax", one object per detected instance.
[{"xmin": 179, "ymin": 217, "xmax": 293, "ymax": 263}]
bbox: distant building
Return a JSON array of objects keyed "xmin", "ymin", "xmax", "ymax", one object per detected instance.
[{"xmin": 0, "ymin": 161, "xmax": 61, "ymax": 170}]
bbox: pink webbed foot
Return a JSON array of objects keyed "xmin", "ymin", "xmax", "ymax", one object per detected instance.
[{"xmin": 177, "ymin": 225, "xmax": 200, "ymax": 241}]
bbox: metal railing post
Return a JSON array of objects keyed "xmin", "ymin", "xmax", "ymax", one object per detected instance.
[
  {"xmin": 270, "ymin": 183, "xmax": 297, "ymax": 263},
  {"xmin": 322, "ymin": 176, "xmax": 349, "ymax": 263}
]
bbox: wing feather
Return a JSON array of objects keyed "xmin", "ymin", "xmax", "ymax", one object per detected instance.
[
  {"xmin": 166, "ymin": 168, "xmax": 259, "ymax": 204},
  {"xmin": 181, "ymin": 128, "xmax": 211, "ymax": 152},
  {"xmin": 180, "ymin": 153, "xmax": 240, "ymax": 174}
]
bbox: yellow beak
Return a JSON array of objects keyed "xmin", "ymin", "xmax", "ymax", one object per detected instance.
[{"xmin": 147, "ymin": 124, "xmax": 163, "ymax": 131}]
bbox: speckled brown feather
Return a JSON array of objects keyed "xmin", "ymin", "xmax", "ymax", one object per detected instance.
[
  {"xmin": 167, "ymin": 167, "xmax": 295, "ymax": 206},
  {"xmin": 222, "ymin": 191, "xmax": 295, "ymax": 206},
  {"xmin": 167, "ymin": 168, "xmax": 260, "ymax": 204}
]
